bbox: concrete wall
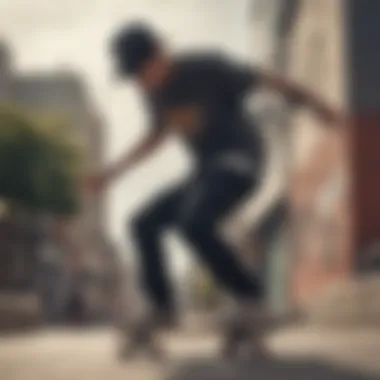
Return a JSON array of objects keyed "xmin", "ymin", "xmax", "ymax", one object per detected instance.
[
  {"xmin": 231, "ymin": 0, "xmax": 288, "ymax": 240},
  {"xmin": 243, "ymin": 0, "xmax": 294, "ymax": 314}
]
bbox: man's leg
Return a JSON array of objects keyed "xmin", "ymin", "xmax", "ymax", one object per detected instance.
[
  {"xmin": 179, "ymin": 168, "xmax": 267, "ymax": 356},
  {"xmin": 130, "ymin": 184, "xmax": 185, "ymax": 318},
  {"xmin": 179, "ymin": 168, "xmax": 263, "ymax": 301}
]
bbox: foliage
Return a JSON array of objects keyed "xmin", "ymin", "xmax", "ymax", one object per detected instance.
[
  {"xmin": 0, "ymin": 105, "xmax": 84, "ymax": 216},
  {"xmin": 188, "ymin": 266, "xmax": 220, "ymax": 310}
]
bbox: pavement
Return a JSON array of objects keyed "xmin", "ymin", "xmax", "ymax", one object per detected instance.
[{"xmin": 0, "ymin": 326, "xmax": 379, "ymax": 380}]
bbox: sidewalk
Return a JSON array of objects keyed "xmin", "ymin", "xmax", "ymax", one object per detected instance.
[
  {"xmin": 269, "ymin": 326, "xmax": 380, "ymax": 376},
  {"xmin": 0, "ymin": 326, "xmax": 379, "ymax": 380},
  {"xmin": 167, "ymin": 326, "xmax": 380, "ymax": 380}
]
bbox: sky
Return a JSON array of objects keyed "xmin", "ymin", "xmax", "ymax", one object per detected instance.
[{"xmin": 0, "ymin": 0, "xmax": 277, "ymax": 275}]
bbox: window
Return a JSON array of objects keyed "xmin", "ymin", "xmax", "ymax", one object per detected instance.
[{"xmin": 303, "ymin": 31, "xmax": 325, "ymax": 90}]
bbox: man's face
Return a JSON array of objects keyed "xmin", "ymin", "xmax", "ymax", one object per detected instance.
[{"xmin": 135, "ymin": 50, "xmax": 171, "ymax": 91}]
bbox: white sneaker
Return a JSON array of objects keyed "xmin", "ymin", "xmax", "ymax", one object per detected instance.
[
  {"xmin": 118, "ymin": 304, "xmax": 165, "ymax": 360},
  {"xmin": 220, "ymin": 299, "xmax": 270, "ymax": 358}
]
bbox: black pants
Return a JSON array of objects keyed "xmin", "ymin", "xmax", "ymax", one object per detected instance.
[{"xmin": 131, "ymin": 163, "xmax": 263, "ymax": 313}]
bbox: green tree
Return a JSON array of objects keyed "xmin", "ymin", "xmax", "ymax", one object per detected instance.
[
  {"xmin": 188, "ymin": 266, "xmax": 220, "ymax": 310},
  {"xmin": 0, "ymin": 106, "xmax": 83, "ymax": 216}
]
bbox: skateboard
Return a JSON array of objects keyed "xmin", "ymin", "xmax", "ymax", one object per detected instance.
[
  {"xmin": 117, "ymin": 319, "xmax": 165, "ymax": 361},
  {"xmin": 221, "ymin": 321, "xmax": 266, "ymax": 359},
  {"xmin": 220, "ymin": 314, "xmax": 286, "ymax": 359}
]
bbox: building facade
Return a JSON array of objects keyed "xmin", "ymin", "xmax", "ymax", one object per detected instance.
[
  {"xmin": 251, "ymin": 0, "xmax": 380, "ymax": 309},
  {"xmin": 283, "ymin": 0, "xmax": 349, "ymax": 306},
  {"xmin": 246, "ymin": 0, "xmax": 295, "ymax": 315}
]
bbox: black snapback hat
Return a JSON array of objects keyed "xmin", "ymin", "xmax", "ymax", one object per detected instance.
[{"xmin": 111, "ymin": 22, "xmax": 160, "ymax": 77}]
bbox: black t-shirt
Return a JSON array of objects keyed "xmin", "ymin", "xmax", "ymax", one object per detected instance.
[{"xmin": 147, "ymin": 53, "xmax": 263, "ymax": 164}]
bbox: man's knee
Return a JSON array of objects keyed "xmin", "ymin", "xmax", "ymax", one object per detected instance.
[
  {"xmin": 181, "ymin": 212, "xmax": 214, "ymax": 241},
  {"xmin": 130, "ymin": 209, "xmax": 157, "ymax": 239}
]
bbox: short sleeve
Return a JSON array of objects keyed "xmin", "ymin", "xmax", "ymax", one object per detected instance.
[{"xmin": 210, "ymin": 55, "xmax": 258, "ymax": 97}]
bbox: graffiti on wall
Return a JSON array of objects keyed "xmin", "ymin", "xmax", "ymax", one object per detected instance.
[{"xmin": 295, "ymin": 166, "xmax": 346, "ymax": 267}]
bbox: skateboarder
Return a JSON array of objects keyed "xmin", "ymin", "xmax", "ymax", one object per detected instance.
[{"xmin": 87, "ymin": 22, "xmax": 342, "ymax": 356}]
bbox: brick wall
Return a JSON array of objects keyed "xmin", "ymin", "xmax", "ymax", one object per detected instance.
[
  {"xmin": 291, "ymin": 129, "xmax": 351, "ymax": 305},
  {"xmin": 352, "ymin": 117, "xmax": 380, "ymax": 252}
]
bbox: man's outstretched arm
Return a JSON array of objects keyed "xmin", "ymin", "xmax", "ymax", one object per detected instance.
[
  {"xmin": 255, "ymin": 69, "xmax": 344, "ymax": 125},
  {"xmin": 218, "ymin": 55, "xmax": 343, "ymax": 125},
  {"xmin": 86, "ymin": 128, "xmax": 167, "ymax": 192}
]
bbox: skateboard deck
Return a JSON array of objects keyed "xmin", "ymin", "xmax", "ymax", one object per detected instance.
[
  {"xmin": 117, "ymin": 320, "xmax": 165, "ymax": 361},
  {"xmin": 220, "ymin": 314, "xmax": 290, "ymax": 359}
]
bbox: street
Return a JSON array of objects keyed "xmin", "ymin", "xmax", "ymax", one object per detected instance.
[{"xmin": 0, "ymin": 327, "xmax": 379, "ymax": 380}]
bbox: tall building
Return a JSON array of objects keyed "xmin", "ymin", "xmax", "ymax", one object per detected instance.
[
  {"xmin": 283, "ymin": 0, "xmax": 348, "ymax": 307},
  {"xmin": 251, "ymin": 0, "xmax": 380, "ymax": 310},
  {"xmin": 1, "ymin": 41, "xmax": 104, "ymax": 236}
]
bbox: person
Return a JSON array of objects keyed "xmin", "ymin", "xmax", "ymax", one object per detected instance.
[{"xmin": 87, "ymin": 22, "xmax": 342, "ymax": 353}]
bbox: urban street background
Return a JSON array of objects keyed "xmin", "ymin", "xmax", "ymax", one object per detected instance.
[{"xmin": 1, "ymin": 1, "xmax": 380, "ymax": 379}]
